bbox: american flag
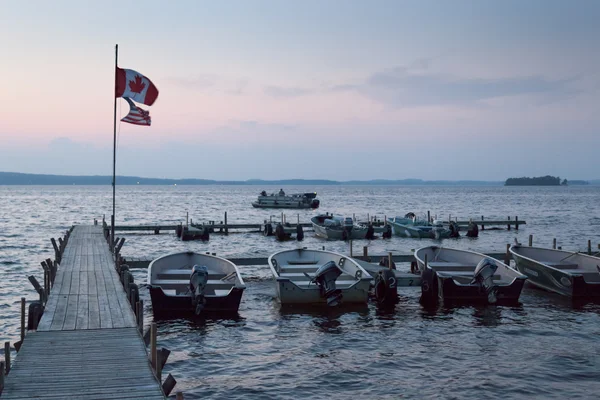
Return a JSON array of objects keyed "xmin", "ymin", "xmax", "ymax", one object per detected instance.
[{"xmin": 121, "ymin": 97, "xmax": 151, "ymax": 126}]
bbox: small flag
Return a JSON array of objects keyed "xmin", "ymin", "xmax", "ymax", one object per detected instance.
[
  {"xmin": 115, "ymin": 67, "xmax": 159, "ymax": 106},
  {"xmin": 121, "ymin": 97, "xmax": 151, "ymax": 126}
]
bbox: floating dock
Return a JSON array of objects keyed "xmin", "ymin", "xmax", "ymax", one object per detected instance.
[{"xmin": 0, "ymin": 226, "xmax": 166, "ymax": 399}]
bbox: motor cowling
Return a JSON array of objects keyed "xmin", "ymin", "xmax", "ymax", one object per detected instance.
[
  {"xmin": 374, "ymin": 269, "xmax": 398, "ymax": 308},
  {"xmin": 311, "ymin": 199, "xmax": 320, "ymax": 209},
  {"xmin": 365, "ymin": 224, "xmax": 375, "ymax": 240},
  {"xmin": 449, "ymin": 221, "xmax": 460, "ymax": 238},
  {"xmin": 471, "ymin": 258, "xmax": 498, "ymax": 303},
  {"xmin": 190, "ymin": 265, "xmax": 209, "ymax": 314},
  {"xmin": 313, "ymin": 261, "xmax": 343, "ymax": 306},
  {"xmin": 466, "ymin": 221, "xmax": 479, "ymax": 238}
]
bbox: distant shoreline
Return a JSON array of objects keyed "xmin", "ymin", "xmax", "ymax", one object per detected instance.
[{"xmin": 1, "ymin": 171, "xmax": 598, "ymax": 186}]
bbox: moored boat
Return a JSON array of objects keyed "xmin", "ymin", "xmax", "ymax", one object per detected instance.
[
  {"xmin": 388, "ymin": 213, "xmax": 459, "ymax": 239},
  {"xmin": 268, "ymin": 248, "xmax": 372, "ymax": 306},
  {"xmin": 509, "ymin": 245, "xmax": 600, "ymax": 298},
  {"xmin": 415, "ymin": 246, "xmax": 527, "ymax": 305},
  {"xmin": 252, "ymin": 190, "xmax": 320, "ymax": 209},
  {"xmin": 148, "ymin": 251, "xmax": 246, "ymax": 317},
  {"xmin": 311, "ymin": 214, "xmax": 376, "ymax": 240}
]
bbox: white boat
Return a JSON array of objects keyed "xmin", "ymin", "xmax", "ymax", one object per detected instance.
[
  {"xmin": 388, "ymin": 213, "xmax": 458, "ymax": 239},
  {"xmin": 148, "ymin": 251, "xmax": 246, "ymax": 316},
  {"xmin": 268, "ymin": 248, "xmax": 372, "ymax": 306},
  {"xmin": 510, "ymin": 245, "xmax": 600, "ymax": 298},
  {"xmin": 311, "ymin": 214, "xmax": 375, "ymax": 240},
  {"xmin": 415, "ymin": 246, "xmax": 527, "ymax": 305},
  {"xmin": 252, "ymin": 190, "xmax": 320, "ymax": 209}
]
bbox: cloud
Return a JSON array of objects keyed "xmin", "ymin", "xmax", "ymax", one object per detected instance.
[
  {"xmin": 342, "ymin": 66, "xmax": 580, "ymax": 107},
  {"xmin": 164, "ymin": 74, "xmax": 218, "ymax": 90},
  {"xmin": 263, "ymin": 85, "xmax": 313, "ymax": 97}
]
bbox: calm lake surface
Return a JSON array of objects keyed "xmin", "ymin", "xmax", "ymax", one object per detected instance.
[{"xmin": 1, "ymin": 185, "xmax": 599, "ymax": 399}]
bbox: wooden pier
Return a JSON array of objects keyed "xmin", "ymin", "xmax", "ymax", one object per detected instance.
[{"xmin": 0, "ymin": 226, "xmax": 166, "ymax": 399}]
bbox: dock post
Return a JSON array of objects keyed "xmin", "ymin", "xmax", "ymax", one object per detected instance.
[
  {"xmin": 363, "ymin": 246, "xmax": 368, "ymax": 260},
  {"xmin": 224, "ymin": 212, "xmax": 228, "ymax": 235},
  {"xmin": 51, "ymin": 238, "xmax": 59, "ymax": 262},
  {"xmin": 20, "ymin": 297, "xmax": 25, "ymax": 342},
  {"xmin": 137, "ymin": 300, "xmax": 144, "ymax": 334},
  {"xmin": 186, "ymin": 212, "xmax": 189, "ymax": 227},
  {"xmin": 427, "ymin": 211, "xmax": 431, "ymax": 223},
  {"xmin": 297, "ymin": 214, "xmax": 300, "ymax": 225},
  {"xmin": 156, "ymin": 347, "xmax": 162, "ymax": 382},
  {"xmin": 388, "ymin": 252, "xmax": 393, "ymax": 270},
  {"xmin": 588, "ymin": 240, "xmax": 592, "ymax": 255},
  {"xmin": 384, "ymin": 215, "xmax": 387, "ymax": 225},
  {"xmin": 367, "ymin": 213, "xmax": 370, "ymax": 223},
  {"xmin": 281, "ymin": 212, "xmax": 284, "ymax": 225},
  {"xmin": 424, "ymin": 254, "xmax": 428, "ymax": 270},
  {"xmin": 515, "ymin": 216, "xmax": 519, "ymax": 230},
  {"xmin": 504, "ymin": 244, "xmax": 511, "ymax": 265},
  {"xmin": 481, "ymin": 216, "xmax": 485, "ymax": 230},
  {"xmin": 507, "ymin": 216, "xmax": 511, "ymax": 231},
  {"xmin": 4, "ymin": 342, "xmax": 10, "ymax": 375},
  {"xmin": 176, "ymin": 392, "xmax": 184, "ymax": 400},
  {"xmin": 150, "ymin": 322, "xmax": 157, "ymax": 370},
  {"xmin": 528, "ymin": 234, "xmax": 533, "ymax": 247},
  {"xmin": 553, "ymin": 238, "xmax": 557, "ymax": 249},
  {"xmin": 349, "ymin": 240, "xmax": 353, "ymax": 257},
  {"xmin": 1, "ymin": 361, "xmax": 4, "ymax": 392}
]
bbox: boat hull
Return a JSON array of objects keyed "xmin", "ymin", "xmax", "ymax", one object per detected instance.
[
  {"xmin": 269, "ymin": 249, "xmax": 373, "ymax": 306},
  {"xmin": 149, "ymin": 286, "xmax": 245, "ymax": 317},
  {"xmin": 415, "ymin": 246, "xmax": 527, "ymax": 305},
  {"xmin": 252, "ymin": 201, "xmax": 317, "ymax": 209},
  {"xmin": 510, "ymin": 246, "xmax": 600, "ymax": 298}
]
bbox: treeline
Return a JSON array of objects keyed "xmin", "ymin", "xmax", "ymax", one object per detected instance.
[{"xmin": 505, "ymin": 176, "xmax": 562, "ymax": 186}]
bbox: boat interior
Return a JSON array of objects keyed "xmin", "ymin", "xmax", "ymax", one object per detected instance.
[
  {"xmin": 271, "ymin": 250, "xmax": 367, "ymax": 290},
  {"xmin": 512, "ymin": 246, "xmax": 600, "ymax": 283},
  {"xmin": 152, "ymin": 267, "xmax": 238, "ymax": 297}
]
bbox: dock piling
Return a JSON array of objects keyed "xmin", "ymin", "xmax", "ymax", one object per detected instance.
[
  {"xmin": 349, "ymin": 240, "xmax": 353, "ymax": 257},
  {"xmin": 363, "ymin": 246, "xmax": 368, "ymax": 260},
  {"xmin": 388, "ymin": 252, "xmax": 393, "ymax": 270},
  {"xmin": 507, "ymin": 216, "xmax": 511, "ymax": 231},
  {"xmin": 427, "ymin": 211, "xmax": 430, "ymax": 223},
  {"xmin": 150, "ymin": 322, "xmax": 157, "ymax": 370},
  {"xmin": 224, "ymin": 212, "xmax": 228, "ymax": 235},
  {"xmin": 588, "ymin": 240, "xmax": 592, "ymax": 255},
  {"xmin": 529, "ymin": 234, "xmax": 533, "ymax": 247},
  {"xmin": 515, "ymin": 216, "xmax": 519, "ymax": 230},
  {"xmin": 137, "ymin": 300, "xmax": 143, "ymax": 334},
  {"xmin": 51, "ymin": 238, "xmax": 59, "ymax": 262},
  {"xmin": 1, "ymin": 361, "xmax": 4, "ymax": 393},
  {"xmin": 481, "ymin": 215, "xmax": 485, "ymax": 230},
  {"xmin": 156, "ymin": 347, "xmax": 162, "ymax": 382},
  {"xmin": 4, "ymin": 342, "xmax": 10, "ymax": 375},
  {"xmin": 553, "ymin": 238, "xmax": 557, "ymax": 249},
  {"xmin": 20, "ymin": 298, "xmax": 25, "ymax": 341}
]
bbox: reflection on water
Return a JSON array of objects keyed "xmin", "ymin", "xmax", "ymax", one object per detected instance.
[{"xmin": 2, "ymin": 186, "xmax": 600, "ymax": 399}]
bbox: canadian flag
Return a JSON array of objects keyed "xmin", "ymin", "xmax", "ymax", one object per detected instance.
[{"xmin": 115, "ymin": 67, "xmax": 159, "ymax": 106}]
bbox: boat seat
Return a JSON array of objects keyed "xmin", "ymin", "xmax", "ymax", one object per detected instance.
[
  {"xmin": 436, "ymin": 271, "xmax": 502, "ymax": 280},
  {"xmin": 544, "ymin": 262, "xmax": 579, "ymax": 270},
  {"xmin": 152, "ymin": 279, "xmax": 234, "ymax": 287},
  {"xmin": 428, "ymin": 262, "xmax": 476, "ymax": 271},
  {"xmin": 279, "ymin": 272, "xmax": 356, "ymax": 280},
  {"xmin": 287, "ymin": 259, "xmax": 319, "ymax": 265},
  {"xmin": 157, "ymin": 270, "xmax": 226, "ymax": 280}
]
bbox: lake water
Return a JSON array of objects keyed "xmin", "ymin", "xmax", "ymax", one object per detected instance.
[{"xmin": 1, "ymin": 185, "xmax": 599, "ymax": 399}]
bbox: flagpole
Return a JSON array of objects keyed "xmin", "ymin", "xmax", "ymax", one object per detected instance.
[{"xmin": 111, "ymin": 44, "xmax": 118, "ymax": 252}]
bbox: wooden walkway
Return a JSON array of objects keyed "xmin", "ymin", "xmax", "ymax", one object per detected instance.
[{"xmin": 1, "ymin": 226, "xmax": 164, "ymax": 399}]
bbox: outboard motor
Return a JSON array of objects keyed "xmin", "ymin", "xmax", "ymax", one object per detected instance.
[
  {"xmin": 466, "ymin": 221, "xmax": 479, "ymax": 238},
  {"xmin": 471, "ymin": 258, "xmax": 498, "ymax": 304},
  {"xmin": 312, "ymin": 261, "xmax": 343, "ymax": 306},
  {"xmin": 190, "ymin": 265, "xmax": 209, "ymax": 315},
  {"xmin": 374, "ymin": 269, "xmax": 398, "ymax": 308},
  {"xmin": 365, "ymin": 224, "xmax": 375, "ymax": 240},
  {"xmin": 420, "ymin": 266, "xmax": 439, "ymax": 306},
  {"xmin": 449, "ymin": 221, "xmax": 460, "ymax": 238},
  {"xmin": 311, "ymin": 199, "xmax": 320, "ymax": 209},
  {"xmin": 382, "ymin": 224, "xmax": 392, "ymax": 239}
]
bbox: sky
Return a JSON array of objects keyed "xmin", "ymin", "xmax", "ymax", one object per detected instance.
[{"xmin": 0, "ymin": 0, "xmax": 599, "ymax": 181}]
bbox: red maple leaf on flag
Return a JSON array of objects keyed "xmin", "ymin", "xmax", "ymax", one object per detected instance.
[{"xmin": 128, "ymin": 75, "xmax": 146, "ymax": 93}]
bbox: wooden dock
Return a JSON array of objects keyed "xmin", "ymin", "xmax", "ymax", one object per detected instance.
[{"xmin": 1, "ymin": 226, "xmax": 165, "ymax": 399}]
